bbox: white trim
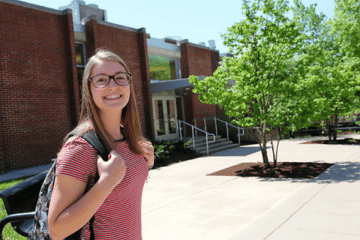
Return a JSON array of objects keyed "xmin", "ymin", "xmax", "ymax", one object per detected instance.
[{"xmin": 152, "ymin": 96, "xmax": 179, "ymax": 141}]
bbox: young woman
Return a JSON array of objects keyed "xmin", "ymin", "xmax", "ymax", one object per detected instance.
[{"xmin": 48, "ymin": 49, "xmax": 154, "ymax": 239}]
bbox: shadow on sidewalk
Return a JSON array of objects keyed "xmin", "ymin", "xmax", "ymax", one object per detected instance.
[
  {"xmin": 211, "ymin": 146, "xmax": 267, "ymax": 157},
  {"xmin": 257, "ymin": 162, "xmax": 360, "ymax": 184}
]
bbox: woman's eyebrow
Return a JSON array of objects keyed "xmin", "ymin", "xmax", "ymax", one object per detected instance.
[{"xmin": 97, "ymin": 71, "xmax": 127, "ymax": 75}]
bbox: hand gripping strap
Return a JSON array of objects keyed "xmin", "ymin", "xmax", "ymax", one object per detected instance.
[
  {"xmin": 81, "ymin": 131, "xmax": 108, "ymax": 240},
  {"xmin": 69, "ymin": 130, "xmax": 109, "ymax": 240}
]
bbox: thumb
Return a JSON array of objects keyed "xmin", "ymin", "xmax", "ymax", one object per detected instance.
[
  {"xmin": 108, "ymin": 150, "xmax": 119, "ymax": 159},
  {"xmin": 97, "ymin": 154, "xmax": 104, "ymax": 163}
]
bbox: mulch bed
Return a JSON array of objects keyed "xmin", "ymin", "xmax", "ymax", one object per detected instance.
[
  {"xmin": 302, "ymin": 138, "xmax": 360, "ymax": 145},
  {"xmin": 208, "ymin": 162, "xmax": 333, "ymax": 178}
]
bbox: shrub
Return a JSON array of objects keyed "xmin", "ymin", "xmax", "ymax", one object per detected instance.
[
  {"xmin": 151, "ymin": 140, "xmax": 200, "ymax": 169},
  {"xmin": 153, "ymin": 140, "xmax": 192, "ymax": 160}
]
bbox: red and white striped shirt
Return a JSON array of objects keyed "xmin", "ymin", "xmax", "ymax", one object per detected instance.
[{"xmin": 56, "ymin": 136, "xmax": 148, "ymax": 239}]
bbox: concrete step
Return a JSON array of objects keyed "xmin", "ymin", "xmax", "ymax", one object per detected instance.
[
  {"xmin": 184, "ymin": 136, "xmax": 222, "ymax": 144},
  {"xmin": 198, "ymin": 143, "xmax": 239, "ymax": 155},
  {"xmin": 190, "ymin": 140, "xmax": 235, "ymax": 152},
  {"xmin": 185, "ymin": 135, "xmax": 240, "ymax": 155},
  {"xmin": 189, "ymin": 138, "xmax": 228, "ymax": 149}
]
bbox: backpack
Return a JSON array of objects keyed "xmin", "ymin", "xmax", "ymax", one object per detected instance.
[{"xmin": 28, "ymin": 130, "xmax": 109, "ymax": 240}]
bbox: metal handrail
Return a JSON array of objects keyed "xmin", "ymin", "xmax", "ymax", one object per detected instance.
[
  {"xmin": 213, "ymin": 117, "xmax": 245, "ymax": 146},
  {"xmin": 178, "ymin": 120, "xmax": 216, "ymax": 156}
]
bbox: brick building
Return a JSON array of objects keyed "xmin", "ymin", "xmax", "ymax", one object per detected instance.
[{"xmin": 0, "ymin": 0, "xmax": 222, "ymax": 173}]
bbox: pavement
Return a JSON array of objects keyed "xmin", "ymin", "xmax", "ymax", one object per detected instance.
[
  {"xmin": 1, "ymin": 134, "xmax": 359, "ymax": 239},
  {"xmin": 141, "ymin": 134, "xmax": 360, "ymax": 240}
]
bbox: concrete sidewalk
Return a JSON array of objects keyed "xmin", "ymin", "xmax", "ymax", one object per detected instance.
[
  {"xmin": 141, "ymin": 134, "xmax": 360, "ymax": 240},
  {"xmin": 0, "ymin": 135, "xmax": 359, "ymax": 239}
]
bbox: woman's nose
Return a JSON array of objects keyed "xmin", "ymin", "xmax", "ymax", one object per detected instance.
[{"xmin": 108, "ymin": 77, "xmax": 118, "ymax": 88}]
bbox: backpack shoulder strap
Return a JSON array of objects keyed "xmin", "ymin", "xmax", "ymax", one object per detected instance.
[
  {"xmin": 69, "ymin": 130, "xmax": 109, "ymax": 161},
  {"xmin": 81, "ymin": 130, "xmax": 109, "ymax": 161},
  {"xmin": 80, "ymin": 131, "xmax": 106, "ymax": 240},
  {"xmin": 66, "ymin": 130, "xmax": 105, "ymax": 240}
]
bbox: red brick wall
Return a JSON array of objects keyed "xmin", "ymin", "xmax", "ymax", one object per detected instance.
[
  {"xmin": 180, "ymin": 42, "xmax": 219, "ymax": 78},
  {"xmin": 191, "ymin": 94, "xmax": 217, "ymax": 134},
  {"xmin": 188, "ymin": 45, "xmax": 214, "ymax": 76},
  {"xmin": 138, "ymin": 29, "xmax": 154, "ymax": 139},
  {"xmin": 211, "ymin": 50, "xmax": 220, "ymax": 74},
  {"xmin": 0, "ymin": 2, "xmax": 78, "ymax": 173},
  {"xmin": 85, "ymin": 20, "xmax": 153, "ymax": 139},
  {"xmin": 179, "ymin": 41, "xmax": 219, "ymax": 133},
  {"xmin": 192, "ymin": 94, "xmax": 217, "ymax": 119},
  {"xmin": 182, "ymin": 91, "xmax": 194, "ymax": 136}
]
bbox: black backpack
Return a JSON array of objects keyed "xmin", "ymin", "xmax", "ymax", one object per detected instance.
[{"xmin": 28, "ymin": 130, "xmax": 108, "ymax": 240}]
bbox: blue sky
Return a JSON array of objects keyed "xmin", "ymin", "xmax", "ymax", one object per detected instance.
[{"xmin": 21, "ymin": 0, "xmax": 335, "ymax": 54}]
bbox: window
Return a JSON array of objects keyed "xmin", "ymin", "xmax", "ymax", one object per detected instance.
[
  {"xmin": 76, "ymin": 42, "xmax": 86, "ymax": 97},
  {"xmin": 149, "ymin": 54, "xmax": 180, "ymax": 80},
  {"xmin": 76, "ymin": 42, "xmax": 86, "ymax": 67}
]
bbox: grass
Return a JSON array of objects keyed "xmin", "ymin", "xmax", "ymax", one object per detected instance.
[{"xmin": 0, "ymin": 177, "xmax": 30, "ymax": 240}]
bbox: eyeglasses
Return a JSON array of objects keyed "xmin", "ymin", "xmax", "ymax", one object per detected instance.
[{"xmin": 89, "ymin": 72, "xmax": 132, "ymax": 88}]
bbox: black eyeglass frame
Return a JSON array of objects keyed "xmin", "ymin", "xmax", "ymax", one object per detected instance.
[{"xmin": 89, "ymin": 72, "xmax": 132, "ymax": 88}]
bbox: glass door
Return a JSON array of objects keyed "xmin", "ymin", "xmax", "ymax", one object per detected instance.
[{"xmin": 153, "ymin": 97, "xmax": 178, "ymax": 140}]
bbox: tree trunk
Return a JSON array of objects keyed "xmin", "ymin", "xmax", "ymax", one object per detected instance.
[
  {"xmin": 270, "ymin": 127, "xmax": 281, "ymax": 168},
  {"xmin": 270, "ymin": 132, "xmax": 276, "ymax": 167},
  {"xmin": 333, "ymin": 115, "xmax": 338, "ymax": 141},
  {"xmin": 260, "ymin": 121, "xmax": 270, "ymax": 168},
  {"xmin": 260, "ymin": 144, "xmax": 270, "ymax": 168},
  {"xmin": 274, "ymin": 127, "xmax": 282, "ymax": 167},
  {"xmin": 327, "ymin": 121, "xmax": 332, "ymax": 141}
]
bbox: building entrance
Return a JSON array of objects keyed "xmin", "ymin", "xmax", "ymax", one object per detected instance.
[{"xmin": 152, "ymin": 96, "xmax": 179, "ymax": 141}]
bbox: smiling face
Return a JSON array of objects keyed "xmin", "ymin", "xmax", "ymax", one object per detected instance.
[{"xmin": 89, "ymin": 59, "xmax": 130, "ymax": 116}]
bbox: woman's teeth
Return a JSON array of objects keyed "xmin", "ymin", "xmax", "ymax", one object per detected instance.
[{"xmin": 105, "ymin": 95, "xmax": 120, "ymax": 99}]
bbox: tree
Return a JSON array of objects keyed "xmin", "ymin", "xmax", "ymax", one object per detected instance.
[
  {"xmin": 190, "ymin": 0, "xmax": 312, "ymax": 167},
  {"xmin": 332, "ymin": 0, "xmax": 360, "ymax": 58},
  {"xmin": 294, "ymin": 0, "xmax": 360, "ymax": 140},
  {"xmin": 330, "ymin": 0, "xmax": 360, "ymax": 125}
]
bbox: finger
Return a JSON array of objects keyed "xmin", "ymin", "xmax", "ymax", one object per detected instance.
[
  {"xmin": 97, "ymin": 155, "xmax": 104, "ymax": 163},
  {"xmin": 143, "ymin": 153, "xmax": 154, "ymax": 161},
  {"xmin": 140, "ymin": 141, "xmax": 152, "ymax": 147},
  {"xmin": 143, "ymin": 150, "xmax": 153, "ymax": 156},
  {"xmin": 109, "ymin": 150, "xmax": 120, "ymax": 158},
  {"xmin": 142, "ymin": 144, "xmax": 154, "ymax": 151},
  {"xmin": 142, "ymin": 153, "xmax": 150, "ymax": 160},
  {"xmin": 110, "ymin": 150, "xmax": 118, "ymax": 155}
]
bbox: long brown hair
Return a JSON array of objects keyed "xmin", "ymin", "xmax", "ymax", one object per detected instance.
[{"xmin": 63, "ymin": 49, "xmax": 144, "ymax": 155}]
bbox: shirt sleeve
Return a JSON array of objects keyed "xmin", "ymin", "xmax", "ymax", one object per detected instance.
[{"xmin": 56, "ymin": 136, "xmax": 97, "ymax": 183}]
